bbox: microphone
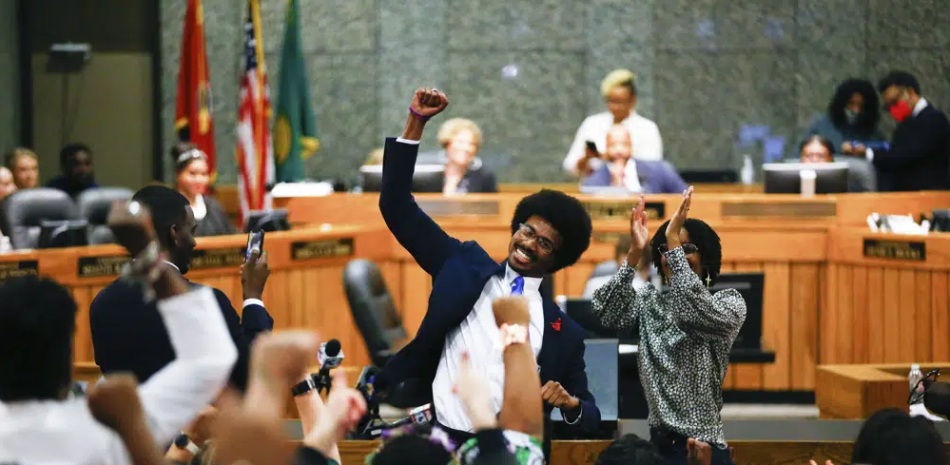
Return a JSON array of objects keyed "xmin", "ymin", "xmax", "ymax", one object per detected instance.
[
  {"xmin": 319, "ymin": 339, "xmax": 344, "ymax": 370},
  {"xmin": 386, "ymin": 404, "xmax": 433, "ymax": 428}
]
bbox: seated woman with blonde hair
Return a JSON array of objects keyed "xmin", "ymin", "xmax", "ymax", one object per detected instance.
[{"xmin": 437, "ymin": 118, "xmax": 497, "ymax": 195}]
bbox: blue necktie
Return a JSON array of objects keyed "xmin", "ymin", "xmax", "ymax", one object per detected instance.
[{"xmin": 510, "ymin": 276, "xmax": 524, "ymax": 296}]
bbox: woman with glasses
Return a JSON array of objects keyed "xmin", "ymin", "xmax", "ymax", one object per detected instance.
[
  {"xmin": 591, "ymin": 187, "xmax": 746, "ymax": 465},
  {"xmin": 170, "ymin": 142, "xmax": 235, "ymax": 237}
]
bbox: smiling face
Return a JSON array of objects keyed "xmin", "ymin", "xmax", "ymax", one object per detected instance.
[
  {"xmin": 176, "ymin": 158, "xmax": 211, "ymax": 198},
  {"xmin": 445, "ymin": 129, "xmax": 479, "ymax": 168},
  {"xmin": 507, "ymin": 215, "xmax": 562, "ymax": 278},
  {"xmin": 12, "ymin": 153, "xmax": 38, "ymax": 189}
]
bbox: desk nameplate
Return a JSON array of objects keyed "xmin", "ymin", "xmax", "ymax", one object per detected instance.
[
  {"xmin": 863, "ymin": 239, "xmax": 926, "ymax": 261},
  {"xmin": 0, "ymin": 260, "xmax": 39, "ymax": 281},
  {"xmin": 722, "ymin": 201, "xmax": 837, "ymax": 218},
  {"xmin": 190, "ymin": 248, "xmax": 245, "ymax": 270},
  {"xmin": 292, "ymin": 238, "xmax": 355, "ymax": 261},
  {"xmin": 417, "ymin": 200, "xmax": 499, "ymax": 217},
  {"xmin": 78, "ymin": 256, "xmax": 130, "ymax": 278},
  {"xmin": 584, "ymin": 201, "xmax": 665, "ymax": 221}
]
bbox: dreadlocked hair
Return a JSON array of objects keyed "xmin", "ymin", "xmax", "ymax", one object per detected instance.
[{"xmin": 649, "ymin": 218, "xmax": 722, "ymax": 285}]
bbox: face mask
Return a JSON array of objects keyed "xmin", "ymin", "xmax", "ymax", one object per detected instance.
[
  {"xmin": 889, "ymin": 99, "xmax": 912, "ymax": 122},
  {"xmin": 844, "ymin": 109, "xmax": 859, "ymax": 125}
]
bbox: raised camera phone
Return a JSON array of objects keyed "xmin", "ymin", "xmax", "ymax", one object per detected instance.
[{"xmin": 245, "ymin": 230, "xmax": 265, "ymax": 262}]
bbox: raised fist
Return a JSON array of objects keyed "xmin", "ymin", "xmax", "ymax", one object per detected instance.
[
  {"xmin": 107, "ymin": 201, "xmax": 157, "ymax": 257},
  {"xmin": 410, "ymin": 87, "xmax": 449, "ymax": 119},
  {"xmin": 493, "ymin": 296, "xmax": 531, "ymax": 327},
  {"xmin": 87, "ymin": 374, "xmax": 144, "ymax": 432}
]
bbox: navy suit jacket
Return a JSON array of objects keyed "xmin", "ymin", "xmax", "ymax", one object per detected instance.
[
  {"xmin": 582, "ymin": 159, "xmax": 688, "ymax": 194},
  {"xmin": 89, "ymin": 274, "xmax": 273, "ymax": 392},
  {"xmin": 375, "ymin": 138, "xmax": 600, "ymax": 434}
]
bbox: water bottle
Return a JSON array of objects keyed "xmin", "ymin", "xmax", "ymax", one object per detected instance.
[
  {"xmin": 740, "ymin": 155, "xmax": 754, "ymax": 185},
  {"xmin": 909, "ymin": 364, "xmax": 924, "ymax": 404},
  {"xmin": 0, "ymin": 235, "xmax": 10, "ymax": 254}
]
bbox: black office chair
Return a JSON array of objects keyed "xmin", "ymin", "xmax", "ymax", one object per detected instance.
[
  {"xmin": 1, "ymin": 188, "xmax": 80, "ymax": 249},
  {"xmin": 343, "ymin": 259, "xmax": 409, "ymax": 368},
  {"xmin": 77, "ymin": 187, "xmax": 134, "ymax": 245}
]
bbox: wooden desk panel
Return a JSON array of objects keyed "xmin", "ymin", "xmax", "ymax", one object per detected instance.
[{"xmin": 816, "ymin": 363, "xmax": 950, "ymax": 419}]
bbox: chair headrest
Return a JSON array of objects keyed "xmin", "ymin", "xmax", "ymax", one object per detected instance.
[
  {"xmin": 2, "ymin": 188, "xmax": 78, "ymax": 227},
  {"xmin": 77, "ymin": 187, "xmax": 134, "ymax": 224}
]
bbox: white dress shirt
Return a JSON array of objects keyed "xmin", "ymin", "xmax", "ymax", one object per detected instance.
[
  {"xmin": 563, "ymin": 111, "xmax": 663, "ymax": 176},
  {"xmin": 866, "ymin": 98, "xmax": 929, "ymax": 162},
  {"xmin": 0, "ymin": 287, "xmax": 237, "ymax": 465},
  {"xmin": 432, "ymin": 265, "xmax": 544, "ymax": 432},
  {"xmin": 192, "ymin": 194, "xmax": 207, "ymax": 221}
]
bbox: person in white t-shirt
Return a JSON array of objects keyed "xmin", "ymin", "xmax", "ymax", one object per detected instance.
[{"xmin": 563, "ymin": 69, "xmax": 663, "ymax": 178}]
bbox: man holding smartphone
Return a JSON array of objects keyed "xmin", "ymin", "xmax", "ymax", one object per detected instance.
[{"xmin": 90, "ymin": 185, "xmax": 273, "ymax": 394}]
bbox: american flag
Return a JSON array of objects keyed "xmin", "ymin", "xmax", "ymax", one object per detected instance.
[{"xmin": 236, "ymin": 0, "xmax": 274, "ymax": 224}]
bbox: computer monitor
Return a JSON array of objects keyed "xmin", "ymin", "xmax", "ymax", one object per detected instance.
[
  {"xmin": 244, "ymin": 209, "xmax": 290, "ymax": 233},
  {"xmin": 359, "ymin": 164, "xmax": 445, "ymax": 193},
  {"xmin": 932, "ymin": 209, "xmax": 950, "ymax": 232},
  {"xmin": 563, "ymin": 298, "xmax": 637, "ymax": 341},
  {"xmin": 709, "ymin": 273, "xmax": 764, "ymax": 350},
  {"xmin": 38, "ymin": 220, "xmax": 89, "ymax": 249},
  {"xmin": 763, "ymin": 162, "xmax": 849, "ymax": 194}
]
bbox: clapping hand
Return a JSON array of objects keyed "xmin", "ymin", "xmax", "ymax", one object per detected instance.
[
  {"xmin": 625, "ymin": 194, "xmax": 650, "ymax": 268},
  {"xmin": 665, "ymin": 186, "xmax": 693, "ymax": 250}
]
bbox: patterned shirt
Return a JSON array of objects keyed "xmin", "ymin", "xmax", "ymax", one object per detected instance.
[{"xmin": 591, "ymin": 247, "xmax": 746, "ymax": 447}]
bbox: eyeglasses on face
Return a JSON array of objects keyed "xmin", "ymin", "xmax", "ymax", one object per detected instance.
[
  {"xmin": 517, "ymin": 223, "xmax": 555, "ymax": 254},
  {"xmin": 659, "ymin": 243, "xmax": 699, "ymax": 255}
]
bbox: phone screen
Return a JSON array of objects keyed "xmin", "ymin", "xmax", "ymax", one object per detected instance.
[
  {"xmin": 245, "ymin": 230, "xmax": 264, "ymax": 262},
  {"xmin": 585, "ymin": 140, "xmax": 598, "ymax": 152}
]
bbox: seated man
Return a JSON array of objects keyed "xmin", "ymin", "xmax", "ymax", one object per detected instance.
[
  {"xmin": 46, "ymin": 143, "xmax": 99, "ymax": 198},
  {"xmin": 582, "ymin": 124, "xmax": 687, "ymax": 194},
  {"xmin": 799, "ymin": 134, "xmax": 867, "ymax": 192},
  {"xmin": 0, "ymin": 201, "xmax": 237, "ymax": 465}
]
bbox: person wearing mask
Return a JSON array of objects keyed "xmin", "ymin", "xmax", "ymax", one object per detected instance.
[
  {"xmin": 46, "ymin": 143, "xmax": 99, "ymax": 198},
  {"xmin": 171, "ymin": 142, "xmax": 235, "ymax": 237},
  {"xmin": 800, "ymin": 78, "xmax": 884, "ymax": 191},
  {"xmin": 582, "ymin": 124, "xmax": 686, "ymax": 194},
  {"xmin": 563, "ymin": 69, "xmax": 663, "ymax": 178},
  {"xmin": 863, "ymin": 71, "xmax": 950, "ymax": 191},
  {"xmin": 4, "ymin": 147, "xmax": 39, "ymax": 189},
  {"xmin": 90, "ymin": 185, "xmax": 273, "ymax": 393},
  {"xmin": 0, "ymin": 201, "xmax": 238, "ymax": 465},
  {"xmin": 437, "ymin": 118, "xmax": 497, "ymax": 195},
  {"xmin": 0, "ymin": 167, "xmax": 17, "ymax": 202}
]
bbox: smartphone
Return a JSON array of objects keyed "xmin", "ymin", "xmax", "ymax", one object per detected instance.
[
  {"xmin": 585, "ymin": 140, "xmax": 598, "ymax": 153},
  {"xmin": 245, "ymin": 230, "xmax": 265, "ymax": 262}
]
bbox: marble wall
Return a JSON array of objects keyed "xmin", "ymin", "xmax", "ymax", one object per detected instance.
[
  {"xmin": 159, "ymin": 0, "xmax": 950, "ymax": 184},
  {"xmin": 0, "ymin": 0, "xmax": 19, "ymax": 152}
]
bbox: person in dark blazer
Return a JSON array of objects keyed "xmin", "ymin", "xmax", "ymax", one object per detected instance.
[
  {"xmin": 170, "ymin": 142, "xmax": 236, "ymax": 236},
  {"xmin": 375, "ymin": 88, "xmax": 601, "ymax": 453},
  {"xmin": 89, "ymin": 185, "xmax": 273, "ymax": 392},
  {"xmin": 437, "ymin": 117, "xmax": 498, "ymax": 194},
  {"xmin": 862, "ymin": 71, "xmax": 950, "ymax": 192},
  {"xmin": 582, "ymin": 124, "xmax": 687, "ymax": 194}
]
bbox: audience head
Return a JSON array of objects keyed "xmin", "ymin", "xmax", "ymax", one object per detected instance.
[
  {"xmin": 0, "ymin": 276, "xmax": 77, "ymax": 402},
  {"xmin": 59, "ymin": 143, "xmax": 95, "ymax": 187},
  {"xmin": 4, "ymin": 147, "xmax": 39, "ymax": 189},
  {"xmin": 605, "ymin": 124, "xmax": 633, "ymax": 163},
  {"xmin": 877, "ymin": 71, "xmax": 921, "ymax": 122},
  {"xmin": 438, "ymin": 118, "xmax": 483, "ymax": 169},
  {"xmin": 594, "ymin": 434, "xmax": 662, "ymax": 465},
  {"xmin": 367, "ymin": 425, "xmax": 456, "ymax": 465},
  {"xmin": 0, "ymin": 166, "xmax": 17, "ymax": 201},
  {"xmin": 851, "ymin": 408, "xmax": 948, "ymax": 465},
  {"xmin": 171, "ymin": 142, "xmax": 211, "ymax": 200},
  {"xmin": 800, "ymin": 135, "xmax": 834, "ymax": 164},
  {"xmin": 132, "ymin": 185, "xmax": 196, "ymax": 273},
  {"xmin": 364, "ymin": 147, "xmax": 384, "ymax": 166},
  {"xmin": 601, "ymin": 69, "xmax": 637, "ymax": 122},
  {"xmin": 509, "ymin": 189, "xmax": 591, "ymax": 276},
  {"xmin": 650, "ymin": 218, "xmax": 721, "ymax": 285},
  {"xmin": 828, "ymin": 78, "xmax": 880, "ymax": 132}
]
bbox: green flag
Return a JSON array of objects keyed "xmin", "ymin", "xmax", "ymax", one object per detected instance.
[{"xmin": 273, "ymin": 0, "xmax": 318, "ymax": 182}]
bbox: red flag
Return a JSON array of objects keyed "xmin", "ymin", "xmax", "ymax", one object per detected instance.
[
  {"xmin": 236, "ymin": 0, "xmax": 274, "ymax": 224},
  {"xmin": 175, "ymin": 0, "xmax": 217, "ymax": 178}
]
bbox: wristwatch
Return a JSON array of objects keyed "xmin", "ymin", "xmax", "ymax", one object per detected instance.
[
  {"xmin": 291, "ymin": 374, "xmax": 318, "ymax": 396},
  {"xmin": 174, "ymin": 433, "xmax": 201, "ymax": 454}
]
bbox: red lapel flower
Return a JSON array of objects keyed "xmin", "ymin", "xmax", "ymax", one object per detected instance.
[{"xmin": 551, "ymin": 317, "xmax": 562, "ymax": 332}]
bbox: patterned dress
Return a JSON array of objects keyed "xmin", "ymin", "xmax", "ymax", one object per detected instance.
[{"xmin": 591, "ymin": 247, "xmax": 746, "ymax": 447}]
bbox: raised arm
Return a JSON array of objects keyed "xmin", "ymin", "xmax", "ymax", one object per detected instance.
[
  {"xmin": 591, "ymin": 196, "xmax": 652, "ymax": 330},
  {"xmin": 378, "ymin": 87, "xmax": 462, "ymax": 276}
]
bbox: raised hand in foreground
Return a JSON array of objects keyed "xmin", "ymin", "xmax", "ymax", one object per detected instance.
[
  {"xmin": 626, "ymin": 194, "xmax": 651, "ymax": 269},
  {"xmin": 87, "ymin": 375, "xmax": 166, "ymax": 465}
]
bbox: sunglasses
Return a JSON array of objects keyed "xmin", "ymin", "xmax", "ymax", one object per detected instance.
[
  {"xmin": 659, "ymin": 243, "xmax": 699, "ymax": 255},
  {"xmin": 908, "ymin": 368, "xmax": 940, "ymax": 405}
]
